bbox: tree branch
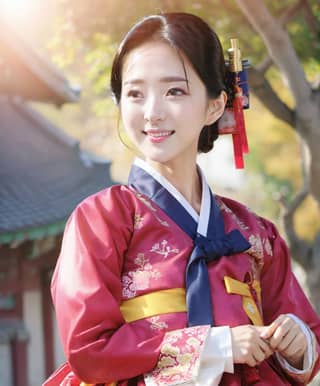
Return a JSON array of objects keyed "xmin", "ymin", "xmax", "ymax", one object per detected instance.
[
  {"xmin": 256, "ymin": 56, "xmax": 273, "ymax": 74},
  {"xmin": 301, "ymin": 0, "xmax": 320, "ymax": 35},
  {"xmin": 255, "ymin": 1, "xmax": 304, "ymax": 74},
  {"xmin": 249, "ymin": 67, "xmax": 294, "ymax": 126},
  {"xmin": 235, "ymin": 0, "xmax": 312, "ymax": 122},
  {"xmin": 278, "ymin": 0, "xmax": 304, "ymax": 26},
  {"xmin": 277, "ymin": 138, "xmax": 311, "ymax": 265}
]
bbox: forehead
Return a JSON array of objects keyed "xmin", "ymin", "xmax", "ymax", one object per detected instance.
[{"xmin": 121, "ymin": 40, "xmax": 190, "ymax": 80}]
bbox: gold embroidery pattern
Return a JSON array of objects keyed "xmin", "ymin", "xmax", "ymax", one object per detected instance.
[
  {"xmin": 248, "ymin": 234, "xmax": 263, "ymax": 259},
  {"xmin": 217, "ymin": 199, "xmax": 249, "ymax": 230},
  {"xmin": 134, "ymin": 192, "xmax": 157, "ymax": 211},
  {"xmin": 247, "ymin": 234, "xmax": 272, "ymax": 279},
  {"xmin": 264, "ymin": 238, "xmax": 273, "ymax": 256},
  {"xmin": 134, "ymin": 214, "xmax": 144, "ymax": 229},
  {"xmin": 122, "ymin": 254, "xmax": 161, "ymax": 299},
  {"xmin": 154, "ymin": 215, "xmax": 170, "ymax": 227},
  {"xmin": 150, "ymin": 240, "xmax": 179, "ymax": 258},
  {"xmin": 144, "ymin": 325, "xmax": 210, "ymax": 385},
  {"xmin": 242, "ymin": 205, "xmax": 267, "ymax": 230},
  {"xmin": 149, "ymin": 316, "xmax": 169, "ymax": 331},
  {"xmin": 134, "ymin": 191, "xmax": 170, "ymax": 227}
]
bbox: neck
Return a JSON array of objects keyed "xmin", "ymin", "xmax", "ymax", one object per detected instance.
[{"xmin": 145, "ymin": 158, "xmax": 202, "ymax": 214}]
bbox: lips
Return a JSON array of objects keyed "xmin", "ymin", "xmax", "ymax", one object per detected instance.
[{"xmin": 143, "ymin": 129, "xmax": 175, "ymax": 143}]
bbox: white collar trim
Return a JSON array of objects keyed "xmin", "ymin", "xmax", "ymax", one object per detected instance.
[{"xmin": 133, "ymin": 158, "xmax": 211, "ymax": 236}]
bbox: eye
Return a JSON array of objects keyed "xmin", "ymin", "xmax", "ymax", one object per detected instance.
[
  {"xmin": 126, "ymin": 89, "xmax": 143, "ymax": 99},
  {"xmin": 167, "ymin": 87, "xmax": 187, "ymax": 97}
]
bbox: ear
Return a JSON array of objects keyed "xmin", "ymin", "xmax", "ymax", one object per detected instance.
[{"xmin": 205, "ymin": 91, "xmax": 227, "ymax": 126}]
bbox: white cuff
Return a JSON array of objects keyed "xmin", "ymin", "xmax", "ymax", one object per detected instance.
[
  {"xmin": 196, "ymin": 326, "xmax": 234, "ymax": 386},
  {"xmin": 276, "ymin": 313, "xmax": 313, "ymax": 374}
]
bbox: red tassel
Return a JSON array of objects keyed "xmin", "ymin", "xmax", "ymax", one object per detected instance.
[
  {"xmin": 232, "ymin": 132, "xmax": 244, "ymax": 169},
  {"xmin": 233, "ymin": 85, "xmax": 249, "ymax": 154},
  {"xmin": 225, "ymin": 84, "xmax": 250, "ymax": 169}
]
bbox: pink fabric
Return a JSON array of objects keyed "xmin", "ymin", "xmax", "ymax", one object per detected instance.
[
  {"xmin": 42, "ymin": 362, "xmax": 81, "ymax": 386},
  {"xmin": 45, "ymin": 185, "xmax": 320, "ymax": 385},
  {"xmin": 144, "ymin": 325, "xmax": 210, "ymax": 385}
]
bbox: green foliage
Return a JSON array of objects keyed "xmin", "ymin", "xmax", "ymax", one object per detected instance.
[
  {"xmin": 43, "ymin": 0, "xmax": 319, "ymax": 236},
  {"xmin": 85, "ymin": 33, "xmax": 116, "ymax": 95}
]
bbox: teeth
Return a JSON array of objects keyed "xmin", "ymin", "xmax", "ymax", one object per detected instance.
[{"xmin": 147, "ymin": 131, "xmax": 171, "ymax": 137}]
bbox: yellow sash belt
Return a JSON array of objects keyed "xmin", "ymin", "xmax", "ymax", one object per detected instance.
[
  {"xmin": 80, "ymin": 289, "xmax": 187, "ymax": 386},
  {"xmin": 120, "ymin": 288, "xmax": 187, "ymax": 323},
  {"xmin": 80, "ymin": 279, "xmax": 262, "ymax": 386}
]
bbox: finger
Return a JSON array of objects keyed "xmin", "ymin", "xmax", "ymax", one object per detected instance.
[
  {"xmin": 268, "ymin": 317, "xmax": 293, "ymax": 349},
  {"xmin": 260, "ymin": 315, "xmax": 286, "ymax": 339},
  {"xmin": 276, "ymin": 328, "xmax": 296, "ymax": 352},
  {"xmin": 252, "ymin": 347, "xmax": 266, "ymax": 363},
  {"xmin": 247, "ymin": 355, "xmax": 258, "ymax": 367},
  {"xmin": 268, "ymin": 327, "xmax": 289, "ymax": 350},
  {"xmin": 259, "ymin": 339, "xmax": 274, "ymax": 358},
  {"xmin": 280, "ymin": 333, "xmax": 307, "ymax": 358},
  {"xmin": 281, "ymin": 343, "xmax": 305, "ymax": 361}
]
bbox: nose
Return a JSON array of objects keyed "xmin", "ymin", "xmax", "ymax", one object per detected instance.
[{"xmin": 143, "ymin": 95, "xmax": 165, "ymax": 124}]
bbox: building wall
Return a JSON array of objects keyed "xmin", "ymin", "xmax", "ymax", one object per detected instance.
[
  {"xmin": 52, "ymin": 306, "xmax": 66, "ymax": 369},
  {"xmin": 0, "ymin": 239, "xmax": 63, "ymax": 385},
  {"xmin": 23, "ymin": 290, "xmax": 45, "ymax": 386},
  {"xmin": 0, "ymin": 342, "xmax": 13, "ymax": 386}
]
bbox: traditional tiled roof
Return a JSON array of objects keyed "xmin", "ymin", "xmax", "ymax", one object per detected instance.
[
  {"xmin": 0, "ymin": 14, "xmax": 80, "ymax": 105},
  {"xmin": 0, "ymin": 97, "xmax": 114, "ymax": 244}
]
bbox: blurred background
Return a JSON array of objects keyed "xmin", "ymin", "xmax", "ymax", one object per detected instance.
[{"xmin": 0, "ymin": 1, "xmax": 319, "ymax": 385}]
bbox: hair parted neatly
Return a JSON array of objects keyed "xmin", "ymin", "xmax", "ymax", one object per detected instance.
[{"xmin": 110, "ymin": 12, "xmax": 226, "ymax": 153}]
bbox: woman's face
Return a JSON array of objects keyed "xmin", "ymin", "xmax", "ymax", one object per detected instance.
[{"xmin": 120, "ymin": 40, "xmax": 224, "ymax": 168}]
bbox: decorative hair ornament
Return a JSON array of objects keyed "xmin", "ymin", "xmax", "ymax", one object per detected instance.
[{"xmin": 218, "ymin": 39, "xmax": 250, "ymax": 169}]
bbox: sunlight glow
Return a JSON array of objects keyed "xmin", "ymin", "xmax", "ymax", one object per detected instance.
[
  {"xmin": 1, "ymin": 0, "xmax": 33, "ymax": 18},
  {"xmin": 0, "ymin": 0, "xmax": 52, "ymax": 38}
]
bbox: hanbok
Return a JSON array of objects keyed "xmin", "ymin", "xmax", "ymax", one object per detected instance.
[{"xmin": 44, "ymin": 158, "xmax": 320, "ymax": 386}]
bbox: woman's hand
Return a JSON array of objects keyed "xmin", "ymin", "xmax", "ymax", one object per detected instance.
[
  {"xmin": 231, "ymin": 325, "xmax": 274, "ymax": 367},
  {"xmin": 260, "ymin": 314, "xmax": 307, "ymax": 369}
]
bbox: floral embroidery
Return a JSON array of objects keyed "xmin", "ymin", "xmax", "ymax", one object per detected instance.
[
  {"xmin": 134, "ymin": 192, "xmax": 157, "ymax": 211},
  {"xmin": 150, "ymin": 240, "xmax": 179, "ymax": 258},
  {"xmin": 134, "ymin": 192, "xmax": 170, "ymax": 227},
  {"xmin": 217, "ymin": 199, "xmax": 249, "ymax": 230},
  {"xmin": 134, "ymin": 214, "xmax": 144, "ymax": 229},
  {"xmin": 144, "ymin": 325, "xmax": 210, "ymax": 386},
  {"xmin": 154, "ymin": 215, "xmax": 169, "ymax": 227},
  {"xmin": 248, "ymin": 234, "xmax": 265, "ymax": 279},
  {"xmin": 264, "ymin": 238, "xmax": 273, "ymax": 256},
  {"xmin": 122, "ymin": 254, "xmax": 161, "ymax": 299},
  {"xmin": 245, "ymin": 206, "xmax": 267, "ymax": 230},
  {"xmin": 149, "ymin": 316, "xmax": 168, "ymax": 331},
  {"xmin": 248, "ymin": 234, "xmax": 263, "ymax": 260}
]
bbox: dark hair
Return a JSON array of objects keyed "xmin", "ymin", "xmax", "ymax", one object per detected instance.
[{"xmin": 110, "ymin": 12, "xmax": 226, "ymax": 153}]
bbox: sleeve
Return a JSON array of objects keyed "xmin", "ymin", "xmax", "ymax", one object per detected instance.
[
  {"xmin": 144, "ymin": 326, "xmax": 233, "ymax": 386},
  {"xmin": 51, "ymin": 188, "xmax": 165, "ymax": 384},
  {"xmin": 196, "ymin": 326, "xmax": 234, "ymax": 385},
  {"xmin": 260, "ymin": 220, "xmax": 320, "ymax": 384}
]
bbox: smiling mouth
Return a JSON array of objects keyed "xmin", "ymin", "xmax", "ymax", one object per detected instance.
[
  {"xmin": 143, "ymin": 130, "xmax": 175, "ymax": 137},
  {"xmin": 142, "ymin": 130, "xmax": 175, "ymax": 143}
]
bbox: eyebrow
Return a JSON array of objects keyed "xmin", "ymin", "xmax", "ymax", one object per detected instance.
[{"xmin": 123, "ymin": 76, "xmax": 188, "ymax": 85}]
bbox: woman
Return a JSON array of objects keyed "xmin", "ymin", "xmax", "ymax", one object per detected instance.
[{"xmin": 44, "ymin": 12, "xmax": 320, "ymax": 386}]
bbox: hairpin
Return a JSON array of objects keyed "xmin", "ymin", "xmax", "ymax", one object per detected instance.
[{"xmin": 218, "ymin": 39, "xmax": 250, "ymax": 169}]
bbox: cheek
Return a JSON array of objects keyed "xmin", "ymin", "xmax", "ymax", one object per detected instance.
[
  {"xmin": 184, "ymin": 94, "xmax": 208, "ymax": 117},
  {"xmin": 120, "ymin": 102, "xmax": 140, "ymax": 129}
]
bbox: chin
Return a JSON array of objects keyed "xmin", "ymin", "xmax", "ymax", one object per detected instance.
[
  {"xmin": 144, "ymin": 154, "xmax": 173, "ymax": 165},
  {"xmin": 144, "ymin": 152, "xmax": 177, "ymax": 165}
]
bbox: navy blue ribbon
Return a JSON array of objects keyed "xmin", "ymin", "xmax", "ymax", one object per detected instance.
[
  {"xmin": 128, "ymin": 164, "xmax": 251, "ymax": 326},
  {"xmin": 186, "ymin": 228, "xmax": 250, "ymax": 326}
]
